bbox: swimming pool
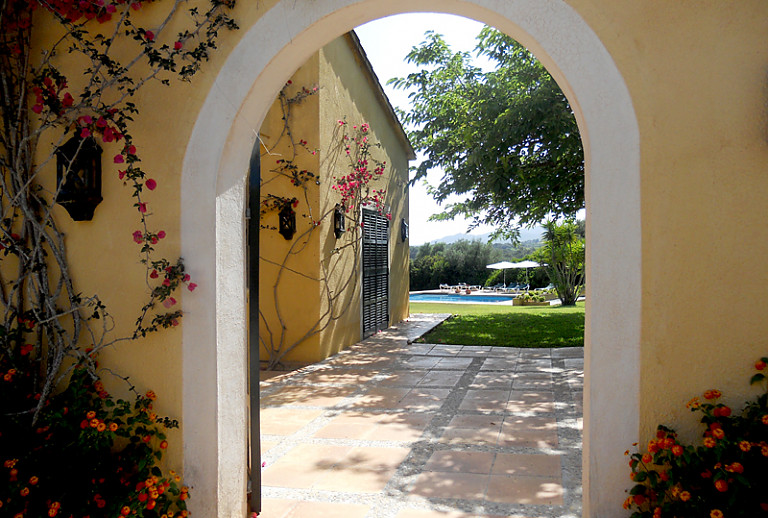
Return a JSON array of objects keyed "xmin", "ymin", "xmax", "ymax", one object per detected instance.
[{"xmin": 409, "ymin": 293, "xmax": 517, "ymax": 304}]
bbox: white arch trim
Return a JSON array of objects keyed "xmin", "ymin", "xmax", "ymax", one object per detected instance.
[{"xmin": 181, "ymin": 1, "xmax": 641, "ymax": 517}]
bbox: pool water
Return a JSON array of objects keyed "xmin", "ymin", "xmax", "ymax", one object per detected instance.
[{"xmin": 409, "ymin": 293, "xmax": 516, "ymax": 303}]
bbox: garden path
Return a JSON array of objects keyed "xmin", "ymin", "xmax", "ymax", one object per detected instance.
[{"xmin": 258, "ymin": 314, "xmax": 583, "ymax": 518}]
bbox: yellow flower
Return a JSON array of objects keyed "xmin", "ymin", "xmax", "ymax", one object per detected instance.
[
  {"xmin": 710, "ymin": 510, "xmax": 723, "ymax": 518},
  {"xmin": 680, "ymin": 491, "xmax": 691, "ymax": 501},
  {"xmin": 739, "ymin": 441, "xmax": 751, "ymax": 452},
  {"xmin": 704, "ymin": 437, "xmax": 716, "ymax": 448},
  {"xmin": 762, "ymin": 415, "xmax": 768, "ymax": 425}
]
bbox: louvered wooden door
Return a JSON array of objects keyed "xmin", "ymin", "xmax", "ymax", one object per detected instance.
[{"xmin": 362, "ymin": 209, "xmax": 389, "ymax": 337}]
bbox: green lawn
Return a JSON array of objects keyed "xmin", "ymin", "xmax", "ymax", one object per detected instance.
[{"xmin": 410, "ymin": 301, "xmax": 585, "ymax": 348}]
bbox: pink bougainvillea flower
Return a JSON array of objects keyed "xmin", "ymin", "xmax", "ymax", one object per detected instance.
[
  {"xmin": 106, "ymin": 4, "xmax": 116, "ymax": 13},
  {"xmin": 150, "ymin": 270, "xmax": 159, "ymax": 279},
  {"xmin": 157, "ymin": 230, "xmax": 166, "ymax": 239},
  {"xmin": 174, "ymin": 41, "xmax": 183, "ymax": 50},
  {"xmin": 62, "ymin": 92, "xmax": 74, "ymax": 107},
  {"xmin": 78, "ymin": 115, "xmax": 93, "ymax": 125},
  {"xmin": 187, "ymin": 282, "xmax": 197, "ymax": 292},
  {"xmin": 80, "ymin": 127, "xmax": 91, "ymax": 138},
  {"xmin": 127, "ymin": 144, "xmax": 136, "ymax": 155},
  {"xmin": 183, "ymin": 274, "xmax": 190, "ymax": 282},
  {"xmin": 32, "ymin": 104, "xmax": 43, "ymax": 114},
  {"xmin": 96, "ymin": 116, "xmax": 107, "ymax": 128},
  {"xmin": 114, "ymin": 154, "xmax": 125, "ymax": 163},
  {"xmin": 162, "ymin": 278, "xmax": 171, "ymax": 287},
  {"xmin": 145, "ymin": 178, "xmax": 157, "ymax": 190},
  {"xmin": 138, "ymin": 202, "xmax": 147, "ymax": 213},
  {"xmin": 118, "ymin": 170, "xmax": 126, "ymax": 180},
  {"xmin": 162, "ymin": 297, "xmax": 177, "ymax": 308},
  {"xmin": 145, "ymin": 30, "xmax": 155, "ymax": 41},
  {"xmin": 132, "ymin": 230, "xmax": 143, "ymax": 243}
]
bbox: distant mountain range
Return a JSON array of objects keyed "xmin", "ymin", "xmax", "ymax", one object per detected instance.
[{"xmin": 428, "ymin": 226, "xmax": 545, "ymax": 245}]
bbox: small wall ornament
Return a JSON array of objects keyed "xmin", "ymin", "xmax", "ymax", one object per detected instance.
[
  {"xmin": 278, "ymin": 202, "xmax": 296, "ymax": 240},
  {"xmin": 333, "ymin": 203, "xmax": 345, "ymax": 239},
  {"xmin": 55, "ymin": 135, "xmax": 103, "ymax": 221},
  {"xmin": 400, "ymin": 218, "xmax": 408, "ymax": 242}
]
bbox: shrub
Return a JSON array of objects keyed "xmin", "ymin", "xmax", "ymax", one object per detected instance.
[
  {"xmin": 0, "ymin": 323, "xmax": 189, "ymax": 518},
  {"xmin": 624, "ymin": 357, "xmax": 768, "ymax": 518}
]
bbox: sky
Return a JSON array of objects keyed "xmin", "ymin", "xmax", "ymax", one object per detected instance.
[{"xmin": 354, "ymin": 13, "xmax": 498, "ymax": 246}]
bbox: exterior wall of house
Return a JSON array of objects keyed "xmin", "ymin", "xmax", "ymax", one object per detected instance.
[
  {"xmin": 257, "ymin": 35, "xmax": 411, "ymax": 365},
  {"xmin": 258, "ymin": 55, "xmax": 323, "ymax": 365},
  {"xmin": 22, "ymin": 1, "xmax": 768, "ymax": 516},
  {"xmin": 317, "ymin": 35, "xmax": 411, "ymax": 356}
]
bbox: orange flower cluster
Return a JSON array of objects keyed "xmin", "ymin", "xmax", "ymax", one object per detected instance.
[
  {"xmin": 625, "ymin": 356, "xmax": 768, "ymax": 517},
  {"xmin": 79, "ymin": 410, "xmax": 119, "ymax": 433}
]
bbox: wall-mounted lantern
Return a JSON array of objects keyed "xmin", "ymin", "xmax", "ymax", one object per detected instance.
[
  {"xmin": 278, "ymin": 202, "xmax": 296, "ymax": 240},
  {"xmin": 55, "ymin": 135, "xmax": 103, "ymax": 221},
  {"xmin": 400, "ymin": 218, "xmax": 409, "ymax": 242},
  {"xmin": 333, "ymin": 203, "xmax": 345, "ymax": 239}
]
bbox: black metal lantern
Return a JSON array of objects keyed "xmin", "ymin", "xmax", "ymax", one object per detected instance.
[
  {"xmin": 400, "ymin": 218, "xmax": 409, "ymax": 242},
  {"xmin": 55, "ymin": 135, "xmax": 103, "ymax": 221},
  {"xmin": 278, "ymin": 202, "xmax": 296, "ymax": 240},
  {"xmin": 333, "ymin": 203, "xmax": 345, "ymax": 239}
]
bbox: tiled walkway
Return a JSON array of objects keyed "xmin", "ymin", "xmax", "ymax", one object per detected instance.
[{"xmin": 258, "ymin": 314, "xmax": 583, "ymax": 518}]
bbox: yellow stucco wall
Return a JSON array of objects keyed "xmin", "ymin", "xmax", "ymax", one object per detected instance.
[
  {"xmin": 570, "ymin": 1, "xmax": 768, "ymax": 441},
  {"xmin": 258, "ymin": 35, "xmax": 411, "ymax": 365},
  {"xmin": 21, "ymin": 1, "xmax": 768, "ymax": 510}
]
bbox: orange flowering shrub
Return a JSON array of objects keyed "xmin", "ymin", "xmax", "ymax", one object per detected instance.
[
  {"xmin": 0, "ymin": 339, "xmax": 189, "ymax": 518},
  {"xmin": 624, "ymin": 356, "xmax": 768, "ymax": 517}
]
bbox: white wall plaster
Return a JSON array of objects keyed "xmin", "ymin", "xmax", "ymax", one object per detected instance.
[{"xmin": 181, "ymin": 1, "xmax": 641, "ymax": 516}]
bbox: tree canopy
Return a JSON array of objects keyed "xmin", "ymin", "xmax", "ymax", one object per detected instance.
[{"xmin": 390, "ymin": 28, "xmax": 584, "ymax": 238}]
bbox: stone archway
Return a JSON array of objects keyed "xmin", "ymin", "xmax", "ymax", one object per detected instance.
[{"xmin": 181, "ymin": 1, "xmax": 641, "ymax": 517}]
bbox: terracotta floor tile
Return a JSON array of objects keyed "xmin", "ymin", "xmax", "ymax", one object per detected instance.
[
  {"xmin": 400, "ymin": 388, "xmax": 450, "ymax": 410},
  {"xmin": 313, "ymin": 411, "xmax": 383, "ymax": 439},
  {"xmin": 492, "ymin": 453, "xmax": 562, "ymax": 477},
  {"xmin": 351, "ymin": 387, "xmax": 411, "ymax": 408},
  {"xmin": 480, "ymin": 358, "xmax": 520, "ymax": 371},
  {"xmin": 502, "ymin": 415, "xmax": 558, "ymax": 433},
  {"xmin": 486, "ymin": 474, "xmax": 564, "ymax": 505},
  {"xmin": 458, "ymin": 389, "xmax": 510, "ymax": 412},
  {"xmin": 470, "ymin": 371, "xmax": 517, "ymax": 389},
  {"xmin": 434, "ymin": 357, "xmax": 474, "ymax": 369},
  {"xmin": 424, "ymin": 450, "xmax": 495, "ymax": 474},
  {"xmin": 426, "ymin": 345, "xmax": 462, "ymax": 356},
  {"xmin": 261, "ymin": 444, "xmax": 352, "ymax": 488},
  {"xmin": 515, "ymin": 358, "xmax": 553, "ymax": 371},
  {"xmin": 417, "ymin": 370, "xmax": 463, "ymax": 387},
  {"xmin": 403, "ymin": 356, "xmax": 442, "ymax": 369},
  {"xmin": 506, "ymin": 391, "xmax": 556, "ymax": 413},
  {"xmin": 258, "ymin": 497, "xmax": 297, "ymax": 516},
  {"xmin": 261, "ymin": 385, "xmax": 358, "ymax": 407},
  {"xmin": 407, "ymin": 344, "xmax": 435, "ymax": 355},
  {"xmin": 513, "ymin": 378, "xmax": 555, "ymax": 390},
  {"xmin": 260, "ymin": 499, "xmax": 370, "ymax": 518},
  {"xmin": 374, "ymin": 412, "xmax": 432, "ymax": 441},
  {"xmin": 498, "ymin": 430, "xmax": 559, "ymax": 449},
  {"xmin": 379, "ymin": 370, "xmax": 427, "ymax": 387},
  {"xmin": 395, "ymin": 510, "xmax": 508, "ymax": 518},
  {"xmin": 313, "ymin": 467, "xmax": 396, "ymax": 493},
  {"xmin": 299, "ymin": 368, "xmax": 377, "ymax": 385},
  {"xmin": 293, "ymin": 501, "xmax": 370, "ymax": 517},
  {"xmin": 440, "ymin": 415, "xmax": 503, "ymax": 445},
  {"xmin": 259, "ymin": 408, "xmax": 323, "ymax": 435},
  {"xmin": 312, "ymin": 446, "xmax": 410, "ymax": 492},
  {"xmin": 408, "ymin": 471, "xmax": 488, "ymax": 500}
]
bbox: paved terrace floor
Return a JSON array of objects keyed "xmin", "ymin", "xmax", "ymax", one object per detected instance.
[{"xmin": 258, "ymin": 314, "xmax": 584, "ymax": 518}]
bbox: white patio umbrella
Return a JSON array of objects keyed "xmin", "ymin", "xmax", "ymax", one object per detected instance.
[
  {"xmin": 486, "ymin": 261, "xmax": 516, "ymax": 285},
  {"xmin": 486, "ymin": 260, "xmax": 540, "ymax": 286}
]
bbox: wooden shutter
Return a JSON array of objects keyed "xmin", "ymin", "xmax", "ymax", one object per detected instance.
[{"xmin": 362, "ymin": 209, "xmax": 389, "ymax": 337}]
